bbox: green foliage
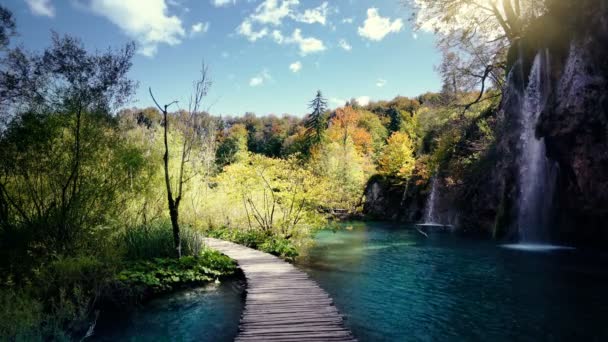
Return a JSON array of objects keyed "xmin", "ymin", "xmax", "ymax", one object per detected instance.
[
  {"xmin": 304, "ymin": 90, "xmax": 329, "ymax": 152},
  {"xmin": 206, "ymin": 227, "xmax": 299, "ymax": 260},
  {"xmin": 216, "ymin": 123, "xmax": 248, "ymax": 166},
  {"xmin": 116, "ymin": 251, "xmax": 236, "ymax": 293},
  {"xmin": 216, "ymin": 153, "xmax": 326, "ymax": 240},
  {"xmin": 259, "ymin": 238, "xmax": 298, "ymax": 261},
  {"xmin": 0, "ymin": 289, "xmax": 44, "ymax": 341}
]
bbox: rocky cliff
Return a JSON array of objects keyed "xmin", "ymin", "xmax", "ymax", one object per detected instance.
[{"xmin": 364, "ymin": 1, "xmax": 608, "ymax": 246}]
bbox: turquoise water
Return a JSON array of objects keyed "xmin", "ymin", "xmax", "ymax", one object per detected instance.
[
  {"xmin": 296, "ymin": 222, "xmax": 608, "ymax": 341},
  {"xmin": 92, "ymin": 280, "xmax": 244, "ymax": 341}
]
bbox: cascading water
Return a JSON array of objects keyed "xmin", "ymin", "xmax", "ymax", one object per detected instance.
[
  {"xmin": 503, "ymin": 50, "xmax": 569, "ymax": 251},
  {"xmin": 517, "ymin": 51, "xmax": 556, "ymax": 242},
  {"xmin": 423, "ymin": 176, "xmax": 439, "ymax": 225}
]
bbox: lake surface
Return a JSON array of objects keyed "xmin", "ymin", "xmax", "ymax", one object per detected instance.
[
  {"xmin": 92, "ymin": 279, "xmax": 244, "ymax": 342},
  {"xmin": 296, "ymin": 221, "xmax": 608, "ymax": 341}
]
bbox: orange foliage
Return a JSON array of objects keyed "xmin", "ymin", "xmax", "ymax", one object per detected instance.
[{"xmin": 327, "ymin": 106, "xmax": 373, "ymax": 154}]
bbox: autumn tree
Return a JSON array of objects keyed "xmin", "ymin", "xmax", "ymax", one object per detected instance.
[
  {"xmin": 378, "ymin": 131, "xmax": 416, "ymax": 180},
  {"xmin": 327, "ymin": 106, "xmax": 373, "ymax": 154},
  {"xmin": 304, "ymin": 90, "xmax": 328, "ymax": 152},
  {"xmin": 312, "ymin": 106, "xmax": 375, "ymax": 211},
  {"xmin": 149, "ymin": 64, "xmax": 211, "ymax": 258}
]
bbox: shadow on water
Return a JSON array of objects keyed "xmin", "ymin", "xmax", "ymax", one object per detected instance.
[
  {"xmin": 91, "ymin": 276, "xmax": 245, "ymax": 342},
  {"xmin": 296, "ymin": 221, "xmax": 608, "ymax": 342}
]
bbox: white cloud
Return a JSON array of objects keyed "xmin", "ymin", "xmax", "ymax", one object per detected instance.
[
  {"xmin": 251, "ymin": 0, "xmax": 299, "ymax": 26},
  {"xmin": 249, "ymin": 69, "xmax": 271, "ymax": 87},
  {"xmin": 338, "ymin": 39, "xmax": 352, "ymax": 51},
  {"xmin": 271, "ymin": 30, "xmax": 284, "ymax": 43},
  {"xmin": 284, "ymin": 28, "xmax": 325, "ymax": 55},
  {"xmin": 211, "ymin": 0, "xmax": 236, "ymax": 7},
  {"xmin": 376, "ymin": 78, "xmax": 387, "ymax": 87},
  {"xmin": 236, "ymin": 1, "xmax": 329, "ymax": 55},
  {"xmin": 89, "ymin": 0, "xmax": 186, "ymax": 57},
  {"xmin": 341, "ymin": 17, "xmax": 353, "ymax": 24},
  {"xmin": 293, "ymin": 2, "xmax": 328, "ymax": 25},
  {"xmin": 249, "ymin": 76, "xmax": 264, "ymax": 87},
  {"xmin": 289, "ymin": 61, "xmax": 302, "ymax": 73},
  {"xmin": 237, "ymin": 19, "xmax": 268, "ymax": 42},
  {"xmin": 25, "ymin": 0, "xmax": 55, "ymax": 17},
  {"xmin": 358, "ymin": 8, "xmax": 403, "ymax": 41},
  {"xmin": 191, "ymin": 22, "xmax": 210, "ymax": 35},
  {"xmin": 356, "ymin": 96, "xmax": 371, "ymax": 106},
  {"xmin": 412, "ymin": 32, "xmax": 418, "ymax": 40}
]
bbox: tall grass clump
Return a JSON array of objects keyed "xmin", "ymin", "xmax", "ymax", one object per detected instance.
[{"xmin": 122, "ymin": 221, "xmax": 203, "ymax": 260}]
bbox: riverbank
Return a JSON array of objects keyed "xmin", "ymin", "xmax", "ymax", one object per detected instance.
[{"xmin": 0, "ymin": 223, "xmax": 238, "ymax": 341}]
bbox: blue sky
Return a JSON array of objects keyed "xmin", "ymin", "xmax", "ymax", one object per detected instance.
[{"xmin": 5, "ymin": 0, "xmax": 442, "ymax": 116}]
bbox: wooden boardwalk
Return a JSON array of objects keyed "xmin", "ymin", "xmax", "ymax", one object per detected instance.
[{"xmin": 204, "ymin": 238, "xmax": 356, "ymax": 342}]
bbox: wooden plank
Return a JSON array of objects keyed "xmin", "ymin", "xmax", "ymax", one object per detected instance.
[{"xmin": 203, "ymin": 237, "xmax": 356, "ymax": 342}]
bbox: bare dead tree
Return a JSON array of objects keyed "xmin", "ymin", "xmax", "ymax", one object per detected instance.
[{"xmin": 149, "ymin": 62, "xmax": 211, "ymax": 258}]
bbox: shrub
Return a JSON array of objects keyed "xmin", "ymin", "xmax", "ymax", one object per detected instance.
[
  {"xmin": 0, "ymin": 289, "xmax": 44, "ymax": 341},
  {"xmin": 206, "ymin": 227, "xmax": 299, "ymax": 260},
  {"xmin": 259, "ymin": 237, "xmax": 298, "ymax": 261},
  {"xmin": 116, "ymin": 251, "xmax": 236, "ymax": 294}
]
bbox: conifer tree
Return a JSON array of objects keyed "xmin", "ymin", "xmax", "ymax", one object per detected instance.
[{"xmin": 304, "ymin": 90, "xmax": 328, "ymax": 152}]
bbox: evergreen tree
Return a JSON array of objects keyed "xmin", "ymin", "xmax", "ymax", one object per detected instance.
[{"xmin": 304, "ymin": 90, "xmax": 328, "ymax": 152}]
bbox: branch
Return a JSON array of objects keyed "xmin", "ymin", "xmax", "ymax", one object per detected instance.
[
  {"xmin": 460, "ymin": 65, "xmax": 493, "ymax": 117},
  {"xmin": 148, "ymin": 87, "xmax": 177, "ymax": 113}
]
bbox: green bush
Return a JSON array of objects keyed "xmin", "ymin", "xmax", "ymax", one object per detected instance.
[
  {"xmin": 116, "ymin": 251, "xmax": 236, "ymax": 294},
  {"xmin": 0, "ymin": 289, "xmax": 44, "ymax": 341},
  {"xmin": 260, "ymin": 238, "xmax": 298, "ymax": 261},
  {"xmin": 206, "ymin": 227, "xmax": 299, "ymax": 260},
  {"xmin": 38, "ymin": 256, "xmax": 115, "ymax": 339},
  {"xmin": 0, "ymin": 253, "xmax": 122, "ymax": 341}
]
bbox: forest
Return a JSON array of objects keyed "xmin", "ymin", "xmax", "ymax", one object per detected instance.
[{"xmin": 2, "ymin": 0, "xmax": 607, "ymax": 340}]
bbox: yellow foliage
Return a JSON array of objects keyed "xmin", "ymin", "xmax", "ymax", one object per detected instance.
[{"xmin": 378, "ymin": 131, "xmax": 416, "ymax": 179}]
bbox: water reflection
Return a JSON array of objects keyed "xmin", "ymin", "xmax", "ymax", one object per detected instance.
[
  {"xmin": 92, "ymin": 279, "xmax": 244, "ymax": 342},
  {"xmin": 297, "ymin": 222, "xmax": 608, "ymax": 341}
]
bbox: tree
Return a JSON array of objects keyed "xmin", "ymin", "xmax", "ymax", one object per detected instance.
[
  {"xmin": 378, "ymin": 131, "xmax": 416, "ymax": 179},
  {"xmin": 327, "ymin": 106, "xmax": 373, "ymax": 154},
  {"xmin": 410, "ymin": 0, "xmax": 547, "ymax": 106},
  {"xmin": 217, "ymin": 154, "xmax": 325, "ymax": 239},
  {"xmin": 0, "ymin": 33, "xmax": 137, "ymax": 255},
  {"xmin": 150, "ymin": 63, "xmax": 211, "ymax": 258},
  {"xmin": 216, "ymin": 123, "xmax": 248, "ymax": 167},
  {"xmin": 0, "ymin": 5, "xmax": 15, "ymax": 50},
  {"xmin": 304, "ymin": 90, "xmax": 328, "ymax": 152}
]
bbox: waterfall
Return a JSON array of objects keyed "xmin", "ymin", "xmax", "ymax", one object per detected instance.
[
  {"xmin": 423, "ymin": 177, "xmax": 439, "ymax": 225},
  {"xmin": 516, "ymin": 51, "xmax": 557, "ymax": 243}
]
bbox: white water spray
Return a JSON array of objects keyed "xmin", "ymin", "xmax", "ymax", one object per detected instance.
[
  {"xmin": 423, "ymin": 177, "xmax": 439, "ymax": 225},
  {"xmin": 516, "ymin": 51, "xmax": 558, "ymax": 243}
]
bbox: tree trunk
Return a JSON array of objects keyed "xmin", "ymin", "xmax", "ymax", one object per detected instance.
[
  {"xmin": 162, "ymin": 106, "xmax": 181, "ymax": 258},
  {"xmin": 169, "ymin": 199, "xmax": 181, "ymax": 258}
]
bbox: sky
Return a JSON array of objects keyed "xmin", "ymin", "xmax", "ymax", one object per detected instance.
[{"xmin": 5, "ymin": 0, "xmax": 442, "ymax": 117}]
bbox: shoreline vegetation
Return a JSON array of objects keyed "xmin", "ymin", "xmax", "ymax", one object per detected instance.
[
  {"xmin": 3, "ymin": 1, "xmax": 606, "ymax": 340},
  {"xmin": 0, "ymin": 18, "xmax": 498, "ymax": 341}
]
